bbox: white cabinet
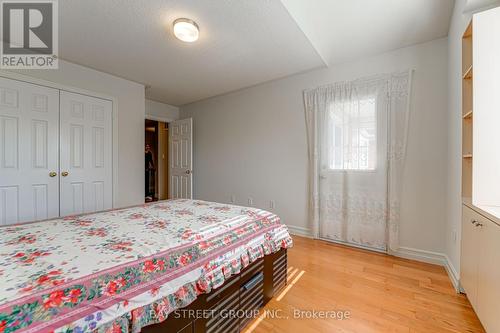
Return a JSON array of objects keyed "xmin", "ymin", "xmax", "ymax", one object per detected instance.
[
  {"xmin": 460, "ymin": 6, "xmax": 500, "ymax": 332},
  {"xmin": 461, "ymin": 204, "xmax": 500, "ymax": 332},
  {"xmin": 461, "ymin": 205, "xmax": 480, "ymax": 308},
  {"xmin": 477, "ymin": 217, "xmax": 500, "ymax": 333}
]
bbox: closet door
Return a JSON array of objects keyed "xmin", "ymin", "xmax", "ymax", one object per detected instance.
[
  {"xmin": 60, "ymin": 91, "xmax": 112, "ymax": 216},
  {"xmin": 0, "ymin": 77, "xmax": 59, "ymax": 225}
]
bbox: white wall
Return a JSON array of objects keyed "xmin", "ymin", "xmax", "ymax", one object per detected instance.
[
  {"xmin": 8, "ymin": 60, "xmax": 146, "ymax": 208},
  {"xmin": 182, "ymin": 38, "xmax": 449, "ymax": 254},
  {"xmin": 146, "ymin": 99, "xmax": 180, "ymax": 122}
]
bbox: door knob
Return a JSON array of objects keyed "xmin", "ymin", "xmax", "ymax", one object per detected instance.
[
  {"xmin": 185, "ymin": 170, "xmax": 192, "ymax": 175},
  {"xmin": 49, "ymin": 172, "xmax": 57, "ymax": 177},
  {"xmin": 61, "ymin": 171, "xmax": 69, "ymax": 177}
]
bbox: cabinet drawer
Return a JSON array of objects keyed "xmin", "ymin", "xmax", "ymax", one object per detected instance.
[
  {"xmin": 204, "ymin": 288, "xmax": 240, "ymax": 333},
  {"xmin": 272, "ymin": 250, "xmax": 287, "ymax": 293},
  {"xmin": 240, "ymin": 272, "xmax": 264, "ymax": 329},
  {"xmin": 205, "ymin": 274, "xmax": 240, "ymax": 308}
]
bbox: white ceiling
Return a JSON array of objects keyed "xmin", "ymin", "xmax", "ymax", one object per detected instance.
[
  {"xmin": 281, "ymin": 0, "xmax": 455, "ymax": 65},
  {"xmin": 59, "ymin": 0, "xmax": 325, "ymax": 106},
  {"xmin": 464, "ymin": 0, "xmax": 500, "ymax": 13},
  {"xmin": 59, "ymin": 0, "xmax": 454, "ymax": 106}
]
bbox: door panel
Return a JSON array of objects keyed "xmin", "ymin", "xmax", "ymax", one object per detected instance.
[
  {"xmin": 0, "ymin": 186, "xmax": 19, "ymax": 223},
  {"xmin": 0, "ymin": 77, "xmax": 59, "ymax": 225},
  {"xmin": 60, "ymin": 91, "xmax": 112, "ymax": 216},
  {"xmin": 460, "ymin": 205, "xmax": 480, "ymax": 309},
  {"xmin": 169, "ymin": 118, "xmax": 192, "ymax": 199},
  {"xmin": 477, "ymin": 218, "xmax": 500, "ymax": 332}
]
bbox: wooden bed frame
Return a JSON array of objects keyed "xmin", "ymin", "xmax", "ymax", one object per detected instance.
[{"xmin": 143, "ymin": 248, "xmax": 287, "ymax": 333}]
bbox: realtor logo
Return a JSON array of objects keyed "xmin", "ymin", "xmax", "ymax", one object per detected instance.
[{"xmin": 0, "ymin": 0, "xmax": 58, "ymax": 69}]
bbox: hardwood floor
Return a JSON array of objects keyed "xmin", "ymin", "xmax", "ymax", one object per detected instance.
[{"xmin": 243, "ymin": 236, "xmax": 485, "ymax": 333}]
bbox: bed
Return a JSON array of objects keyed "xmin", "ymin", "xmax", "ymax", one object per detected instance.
[{"xmin": 0, "ymin": 199, "xmax": 292, "ymax": 333}]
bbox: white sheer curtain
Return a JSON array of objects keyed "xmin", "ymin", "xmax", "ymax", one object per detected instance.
[{"xmin": 304, "ymin": 71, "xmax": 412, "ymax": 252}]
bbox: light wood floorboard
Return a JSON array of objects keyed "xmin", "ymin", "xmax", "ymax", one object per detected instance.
[{"xmin": 243, "ymin": 236, "xmax": 485, "ymax": 333}]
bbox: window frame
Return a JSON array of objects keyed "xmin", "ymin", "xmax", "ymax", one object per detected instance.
[{"xmin": 326, "ymin": 95, "xmax": 378, "ymax": 172}]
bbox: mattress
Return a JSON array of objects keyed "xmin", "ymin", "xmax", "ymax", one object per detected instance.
[{"xmin": 0, "ymin": 199, "xmax": 292, "ymax": 333}]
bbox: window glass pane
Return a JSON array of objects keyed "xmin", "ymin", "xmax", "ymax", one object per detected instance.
[{"xmin": 328, "ymin": 97, "xmax": 377, "ymax": 170}]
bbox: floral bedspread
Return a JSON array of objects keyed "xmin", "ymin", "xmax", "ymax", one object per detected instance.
[{"xmin": 0, "ymin": 199, "xmax": 292, "ymax": 333}]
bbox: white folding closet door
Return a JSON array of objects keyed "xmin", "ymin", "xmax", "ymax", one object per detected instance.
[
  {"xmin": 0, "ymin": 77, "xmax": 60, "ymax": 225},
  {"xmin": 60, "ymin": 91, "xmax": 112, "ymax": 216},
  {"xmin": 169, "ymin": 118, "xmax": 192, "ymax": 199}
]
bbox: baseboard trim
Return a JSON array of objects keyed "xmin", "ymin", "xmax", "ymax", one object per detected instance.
[
  {"xmin": 286, "ymin": 225, "xmax": 313, "ymax": 238},
  {"xmin": 444, "ymin": 255, "xmax": 464, "ymax": 293},
  {"xmin": 391, "ymin": 246, "xmax": 447, "ymax": 265},
  {"xmin": 392, "ymin": 246, "xmax": 462, "ymax": 293},
  {"xmin": 285, "ymin": 229, "xmax": 463, "ymax": 292}
]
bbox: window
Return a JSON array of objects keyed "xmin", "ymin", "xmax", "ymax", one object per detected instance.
[{"xmin": 328, "ymin": 97, "xmax": 377, "ymax": 170}]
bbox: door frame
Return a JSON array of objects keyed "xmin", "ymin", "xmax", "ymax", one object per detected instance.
[
  {"xmin": 0, "ymin": 70, "xmax": 118, "ymax": 209},
  {"xmin": 145, "ymin": 114, "xmax": 176, "ymax": 123},
  {"xmin": 145, "ymin": 115, "xmax": 171, "ymax": 201}
]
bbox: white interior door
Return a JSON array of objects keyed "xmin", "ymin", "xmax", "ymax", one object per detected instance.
[
  {"xmin": 169, "ymin": 118, "xmax": 192, "ymax": 199},
  {"xmin": 60, "ymin": 91, "xmax": 112, "ymax": 216},
  {"xmin": 0, "ymin": 77, "xmax": 60, "ymax": 225}
]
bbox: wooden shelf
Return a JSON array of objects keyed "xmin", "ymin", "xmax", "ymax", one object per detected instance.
[
  {"xmin": 462, "ymin": 20, "xmax": 473, "ymax": 199},
  {"xmin": 463, "ymin": 65, "xmax": 473, "ymax": 79}
]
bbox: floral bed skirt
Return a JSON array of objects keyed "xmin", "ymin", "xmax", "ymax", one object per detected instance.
[
  {"xmin": 0, "ymin": 200, "xmax": 292, "ymax": 333},
  {"xmin": 86, "ymin": 228, "xmax": 292, "ymax": 333}
]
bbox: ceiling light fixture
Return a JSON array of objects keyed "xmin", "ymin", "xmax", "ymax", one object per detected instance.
[{"xmin": 173, "ymin": 18, "xmax": 199, "ymax": 42}]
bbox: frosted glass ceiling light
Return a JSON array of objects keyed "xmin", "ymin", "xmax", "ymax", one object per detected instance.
[{"xmin": 173, "ymin": 18, "xmax": 199, "ymax": 42}]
